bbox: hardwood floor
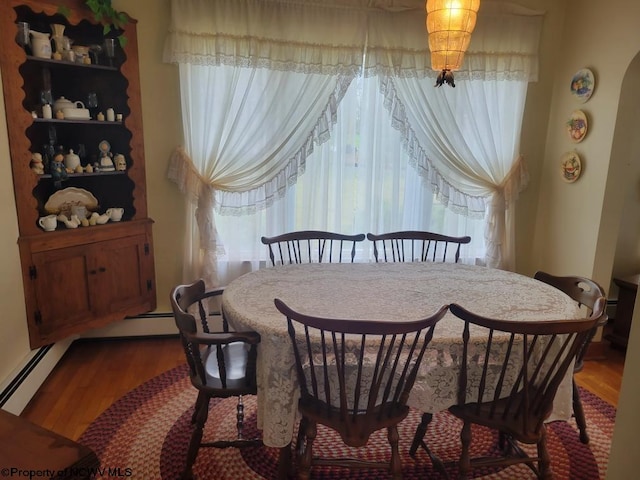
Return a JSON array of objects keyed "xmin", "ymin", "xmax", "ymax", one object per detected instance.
[
  {"xmin": 18, "ymin": 336, "xmax": 626, "ymax": 442},
  {"xmin": 576, "ymin": 344, "xmax": 626, "ymax": 407},
  {"xmin": 20, "ymin": 337, "xmax": 186, "ymax": 441}
]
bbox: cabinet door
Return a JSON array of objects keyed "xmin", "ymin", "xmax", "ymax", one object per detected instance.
[
  {"xmin": 91, "ymin": 234, "xmax": 155, "ymax": 315},
  {"xmin": 31, "ymin": 245, "xmax": 94, "ymax": 338}
]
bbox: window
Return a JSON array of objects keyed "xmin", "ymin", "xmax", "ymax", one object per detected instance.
[{"xmin": 214, "ymin": 75, "xmax": 485, "ymax": 279}]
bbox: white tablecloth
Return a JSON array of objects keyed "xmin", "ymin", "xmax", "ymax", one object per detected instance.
[{"xmin": 221, "ymin": 262, "xmax": 580, "ymax": 448}]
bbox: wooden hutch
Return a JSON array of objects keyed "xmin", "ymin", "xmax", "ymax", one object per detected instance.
[{"xmin": 0, "ymin": 0, "xmax": 156, "ymax": 348}]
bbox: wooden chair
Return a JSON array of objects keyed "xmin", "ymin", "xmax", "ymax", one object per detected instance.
[
  {"xmin": 261, "ymin": 230, "xmax": 365, "ymax": 265},
  {"xmin": 533, "ymin": 270, "xmax": 608, "ymax": 444},
  {"xmin": 367, "ymin": 231, "xmax": 471, "ymax": 263},
  {"xmin": 366, "ymin": 230, "xmax": 471, "ymax": 457},
  {"xmin": 441, "ymin": 300, "xmax": 605, "ymax": 479},
  {"xmin": 171, "ymin": 280, "xmax": 262, "ymax": 479},
  {"xmin": 274, "ymin": 298, "xmax": 448, "ymax": 480}
]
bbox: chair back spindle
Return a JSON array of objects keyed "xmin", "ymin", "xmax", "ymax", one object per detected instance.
[
  {"xmin": 533, "ymin": 270, "xmax": 608, "ymax": 445},
  {"xmin": 276, "ymin": 298, "xmax": 447, "ymax": 478},
  {"xmin": 262, "ymin": 230, "xmax": 366, "ymax": 266},
  {"xmin": 367, "ymin": 230, "xmax": 471, "ymax": 263},
  {"xmin": 447, "ymin": 299, "xmax": 605, "ymax": 478}
]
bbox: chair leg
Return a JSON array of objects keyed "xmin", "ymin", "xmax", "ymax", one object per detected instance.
[
  {"xmin": 191, "ymin": 391, "xmax": 206, "ymax": 424},
  {"xmin": 183, "ymin": 395, "xmax": 210, "ymax": 480},
  {"xmin": 236, "ymin": 395, "xmax": 246, "ymax": 440},
  {"xmin": 296, "ymin": 417, "xmax": 308, "ymax": 457},
  {"xmin": 572, "ymin": 378, "xmax": 590, "ymax": 444},
  {"xmin": 409, "ymin": 412, "xmax": 433, "ymax": 457},
  {"xmin": 388, "ymin": 425, "xmax": 402, "ymax": 480},
  {"xmin": 536, "ymin": 426, "xmax": 553, "ymax": 480},
  {"xmin": 458, "ymin": 421, "xmax": 472, "ymax": 480},
  {"xmin": 297, "ymin": 418, "xmax": 316, "ymax": 480}
]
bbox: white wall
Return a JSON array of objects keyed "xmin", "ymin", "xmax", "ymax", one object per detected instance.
[
  {"xmin": 0, "ymin": 70, "xmax": 31, "ymax": 385},
  {"xmin": 532, "ymin": 0, "xmax": 640, "ymax": 285},
  {"xmin": 529, "ymin": 0, "xmax": 640, "ymax": 476}
]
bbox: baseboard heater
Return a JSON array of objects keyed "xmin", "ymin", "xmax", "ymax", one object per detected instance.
[
  {"xmin": 0, "ymin": 344, "xmax": 52, "ymax": 409},
  {"xmin": 0, "ymin": 313, "xmax": 177, "ymax": 413}
]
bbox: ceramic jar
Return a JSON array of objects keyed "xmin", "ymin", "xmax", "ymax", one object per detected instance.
[
  {"xmin": 42, "ymin": 104, "xmax": 52, "ymax": 119},
  {"xmin": 64, "ymin": 149, "xmax": 80, "ymax": 172}
]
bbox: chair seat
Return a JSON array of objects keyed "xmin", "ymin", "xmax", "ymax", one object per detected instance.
[
  {"xmin": 449, "ymin": 392, "xmax": 551, "ymax": 445},
  {"xmin": 299, "ymin": 396, "xmax": 410, "ymax": 448},
  {"xmin": 190, "ymin": 343, "xmax": 253, "ymax": 392}
]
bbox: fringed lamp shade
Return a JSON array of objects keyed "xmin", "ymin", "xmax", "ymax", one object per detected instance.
[{"xmin": 426, "ymin": 0, "xmax": 480, "ymax": 87}]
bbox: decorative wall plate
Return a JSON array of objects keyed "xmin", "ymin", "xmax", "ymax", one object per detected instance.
[
  {"xmin": 44, "ymin": 187, "xmax": 99, "ymax": 215},
  {"xmin": 566, "ymin": 110, "xmax": 588, "ymax": 143},
  {"xmin": 570, "ymin": 68, "xmax": 595, "ymax": 103},
  {"xmin": 560, "ymin": 151, "xmax": 582, "ymax": 183}
]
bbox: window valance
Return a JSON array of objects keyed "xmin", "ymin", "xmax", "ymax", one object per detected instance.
[{"xmin": 163, "ymin": 0, "xmax": 544, "ymax": 80}]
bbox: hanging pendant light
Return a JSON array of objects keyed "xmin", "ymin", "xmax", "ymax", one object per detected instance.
[{"xmin": 426, "ymin": 0, "xmax": 480, "ymax": 87}]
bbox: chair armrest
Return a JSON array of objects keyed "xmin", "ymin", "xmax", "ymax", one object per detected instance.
[
  {"xmin": 185, "ymin": 331, "xmax": 261, "ymax": 346},
  {"xmin": 200, "ymin": 288, "xmax": 225, "ymax": 300},
  {"xmin": 596, "ymin": 314, "xmax": 609, "ymax": 328}
]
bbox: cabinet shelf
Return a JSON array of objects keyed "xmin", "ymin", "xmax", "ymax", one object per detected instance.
[
  {"xmin": 34, "ymin": 118, "xmax": 123, "ymax": 125},
  {"xmin": 25, "ymin": 55, "xmax": 119, "ymax": 71},
  {"xmin": 37, "ymin": 170, "xmax": 126, "ymax": 179}
]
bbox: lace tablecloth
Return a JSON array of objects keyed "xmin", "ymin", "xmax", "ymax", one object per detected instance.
[{"xmin": 221, "ymin": 262, "xmax": 580, "ymax": 448}]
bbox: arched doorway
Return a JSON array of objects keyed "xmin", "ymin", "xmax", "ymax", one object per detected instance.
[{"xmin": 598, "ymin": 50, "xmax": 640, "ymax": 477}]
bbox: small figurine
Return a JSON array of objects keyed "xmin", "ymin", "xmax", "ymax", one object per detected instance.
[
  {"xmin": 57, "ymin": 214, "xmax": 79, "ymax": 229},
  {"xmin": 114, "ymin": 153, "xmax": 126, "ymax": 171},
  {"xmin": 30, "ymin": 152, "xmax": 44, "ymax": 174},
  {"xmin": 98, "ymin": 140, "xmax": 115, "ymax": 172},
  {"xmin": 50, "ymin": 151, "xmax": 68, "ymax": 185}
]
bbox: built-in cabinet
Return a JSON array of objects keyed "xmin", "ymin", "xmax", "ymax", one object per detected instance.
[{"xmin": 0, "ymin": 0, "xmax": 156, "ymax": 348}]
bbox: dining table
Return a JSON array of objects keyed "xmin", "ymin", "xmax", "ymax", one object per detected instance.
[{"xmin": 221, "ymin": 261, "xmax": 581, "ymax": 455}]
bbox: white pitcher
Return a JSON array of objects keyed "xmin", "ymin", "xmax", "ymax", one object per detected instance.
[{"xmin": 29, "ymin": 30, "xmax": 52, "ymax": 59}]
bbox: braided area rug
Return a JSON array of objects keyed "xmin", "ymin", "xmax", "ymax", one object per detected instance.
[{"xmin": 79, "ymin": 364, "xmax": 614, "ymax": 479}]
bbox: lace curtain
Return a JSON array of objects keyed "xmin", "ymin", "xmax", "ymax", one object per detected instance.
[
  {"xmin": 164, "ymin": 0, "xmax": 544, "ymax": 284},
  {"xmin": 213, "ymin": 76, "xmax": 488, "ymax": 274},
  {"xmin": 381, "ymin": 76, "xmax": 530, "ymax": 270}
]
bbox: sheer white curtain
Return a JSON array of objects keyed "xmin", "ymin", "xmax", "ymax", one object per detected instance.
[
  {"xmin": 382, "ymin": 76, "xmax": 529, "ymax": 270},
  {"xmin": 167, "ymin": 64, "xmax": 353, "ymax": 286},
  {"xmin": 164, "ymin": 0, "xmax": 543, "ymax": 284},
  {"xmin": 215, "ymin": 76, "xmax": 486, "ymax": 282},
  {"xmin": 375, "ymin": 1, "xmax": 544, "ymax": 270}
]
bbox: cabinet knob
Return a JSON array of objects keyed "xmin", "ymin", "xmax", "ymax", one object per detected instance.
[
  {"xmin": 99, "ymin": 267, "xmax": 107, "ymax": 273},
  {"xmin": 89, "ymin": 269, "xmax": 97, "ymax": 275}
]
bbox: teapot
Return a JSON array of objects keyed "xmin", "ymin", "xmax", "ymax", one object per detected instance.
[
  {"xmin": 53, "ymin": 96, "xmax": 75, "ymax": 112},
  {"xmin": 53, "ymin": 97, "xmax": 88, "ymax": 117}
]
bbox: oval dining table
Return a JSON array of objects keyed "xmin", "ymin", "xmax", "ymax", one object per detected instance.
[{"xmin": 221, "ymin": 262, "xmax": 580, "ymax": 473}]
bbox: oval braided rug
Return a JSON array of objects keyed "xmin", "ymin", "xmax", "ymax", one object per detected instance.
[{"xmin": 79, "ymin": 364, "xmax": 614, "ymax": 479}]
